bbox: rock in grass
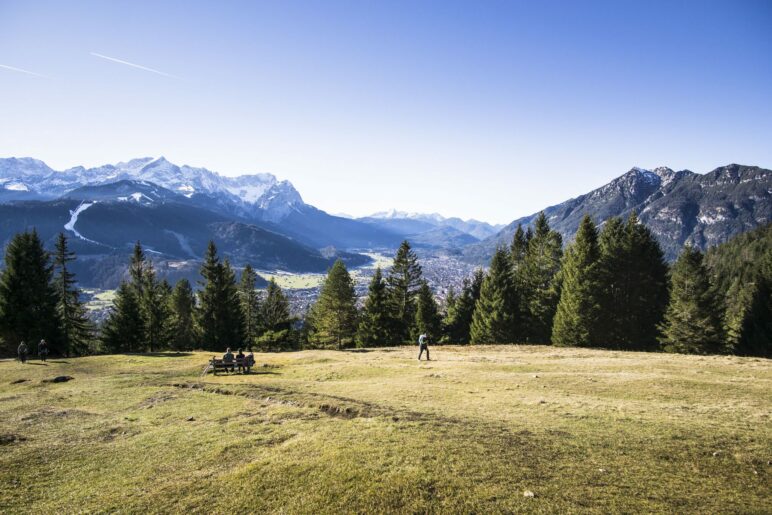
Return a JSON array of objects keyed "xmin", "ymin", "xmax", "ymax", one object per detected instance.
[
  {"xmin": 523, "ymin": 490, "xmax": 535, "ymax": 498},
  {"xmin": 186, "ymin": 416, "xmax": 195, "ymax": 422}
]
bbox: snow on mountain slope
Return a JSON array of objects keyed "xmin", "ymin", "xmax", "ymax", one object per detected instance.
[{"xmin": 0, "ymin": 156, "xmax": 305, "ymax": 222}]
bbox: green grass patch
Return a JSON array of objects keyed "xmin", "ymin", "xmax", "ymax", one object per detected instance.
[{"xmin": 0, "ymin": 346, "xmax": 769, "ymax": 513}]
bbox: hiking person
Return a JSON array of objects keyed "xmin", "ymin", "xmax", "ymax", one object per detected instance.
[
  {"xmin": 236, "ymin": 348, "xmax": 245, "ymax": 373},
  {"xmin": 38, "ymin": 339, "xmax": 49, "ymax": 362},
  {"xmin": 17, "ymin": 341, "xmax": 28, "ymax": 364},
  {"xmin": 222, "ymin": 347, "xmax": 235, "ymax": 373},
  {"xmin": 418, "ymin": 333, "xmax": 430, "ymax": 361}
]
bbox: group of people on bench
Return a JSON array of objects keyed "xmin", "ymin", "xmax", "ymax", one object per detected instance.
[{"xmin": 220, "ymin": 348, "xmax": 255, "ymax": 373}]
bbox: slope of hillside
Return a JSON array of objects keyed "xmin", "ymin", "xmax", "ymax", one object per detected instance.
[
  {"xmin": 466, "ymin": 164, "xmax": 771, "ymax": 262},
  {"xmin": 1, "ymin": 346, "xmax": 769, "ymax": 513}
]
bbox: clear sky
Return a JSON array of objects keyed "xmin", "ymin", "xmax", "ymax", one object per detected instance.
[{"xmin": 1, "ymin": 0, "xmax": 770, "ymax": 224}]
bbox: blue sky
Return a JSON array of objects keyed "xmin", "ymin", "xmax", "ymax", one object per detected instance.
[{"xmin": 1, "ymin": 0, "xmax": 770, "ymax": 224}]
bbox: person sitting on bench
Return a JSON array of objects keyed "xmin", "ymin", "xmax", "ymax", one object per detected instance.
[
  {"xmin": 236, "ymin": 348, "xmax": 245, "ymax": 373},
  {"xmin": 222, "ymin": 348, "xmax": 235, "ymax": 373},
  {"xmin": 245, "ymin": 351, "xmax": 255, "ymax": 373}
]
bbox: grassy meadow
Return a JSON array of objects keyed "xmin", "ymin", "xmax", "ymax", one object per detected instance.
[{"xmin": 0, "ymin": 346, "xmax": 769, "ymax": 513}]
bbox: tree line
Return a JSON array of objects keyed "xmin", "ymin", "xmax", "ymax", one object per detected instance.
[{"xmin": 0, "ymin": 215, "xmax": 769, "ymax": 357}]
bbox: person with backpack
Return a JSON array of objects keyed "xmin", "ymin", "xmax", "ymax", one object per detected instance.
[
  {"xmin": 38, "ymin": 339, "xmax": 49, "ymax": 362},
  {"xmin": 418, "ymin": 333, "xmax": 430, "ymax": 361},
  {"xmin": 17, "ymin": 341, "xmax": 28, "ymax": 364}
]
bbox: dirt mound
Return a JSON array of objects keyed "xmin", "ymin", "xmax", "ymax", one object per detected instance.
[
  {"xmin": 0, "ymin": 433, "xmax": 26, "ymax": 445},
  {"xmin": 42, "ymin": 376, "xmax": 74, "ymax": 383}
]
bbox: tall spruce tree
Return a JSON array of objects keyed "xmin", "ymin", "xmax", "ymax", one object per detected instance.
[
  {"xmin": 140, "ymin": 263, "xmax": 173, "ymax": 352},
  {"xmin": 470, "ymin": 248, "xmax": 517, "ymax": 344},
  {"xmin": 659, "ymin": 246, "xmax": 723, "ymax": 354},
  {"xmin": 239, "ymin": 264, "xmax": 261, "ymax": 348},
  {"xmin": 552, "ymin": 215, "xmax": 602, "ymax": 347},
  {"xmin": 413, "ymin": 280, "xmax": 441, "ymax": 342},
  {"xmin": 385, "ymin": 241, "xmax": 423, "ymax": 343},
  {"xmin": 356, "ymin": 267, "xmax": 391, "ymax": 347},
  {"xmin": 52, "ymin": 233, "xmax": 93, "ymax": 356},
  {"xmin": 595, "ymin": 213, "xmax": 668, "ymax": 350},
  {"xmin": 442, "ymin": 271, "xmax": 482, "ymax": 344},
  {"xmin": 0, "ymin": 230, "xmax": 61, "ymax": 356},
  {"xmin": 169, "ymin": 278, "xmax": 198, "ymax": 350},
  {"xmin": 261, "ymin": 278, "xmax": 291, "ymax": 333},
  {"xmin": 197, "ymin": 242, "xmax": 244, "ymax": 350},
  {"xmin": 517, "ymin": 212, "xmax": 563, "ymax": 343},
  {"xmin": 101, "ymin": 281, "xmax": 144, "ymax": 353},
  {"xmin": 308, "ymin": 260, "xmax": 358, "ymax": 348}
]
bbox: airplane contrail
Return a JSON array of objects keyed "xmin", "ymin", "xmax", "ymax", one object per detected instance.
[
  {"xmin": 0, "ymin": 64, "xmax": 48, "ymax": 78},
  {"xmin": 90, "ymin": 52, "xmax": 179, "ymax": 79}
]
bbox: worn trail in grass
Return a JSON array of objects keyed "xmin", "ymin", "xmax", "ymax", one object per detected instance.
[{"xmin": 0, "ymin": 346, "xmax": 770, "ymax": 513}]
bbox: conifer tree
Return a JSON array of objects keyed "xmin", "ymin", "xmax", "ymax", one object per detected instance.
[
  {"xmin": 101, "ymin": 281, "xmax": 144, "ymax": 353},
  {"xmin": 261, "ymin": 278, "xmax": 291, "ymax": 334},
  {"xmin": 413, "ymin": 280, "xmax": 441, "ymax": 342},
  {"xmin": 169, "ymin": 278, "xmax": 198, "ymax": 350},
  {"xmin": 511, "ymin": 224, "xmax": 528, "ymax": 265},
  {"xmin": 239, "ymin": 264, "xmax": 261, "ymax": 347},
  {"xmin": 385, "ymin": 241, "xmax": 423, "ymax": 343},
  {"xmin": 470, "ymin": 248, "xmax": 517, "ymax": 344},
  {"xmin": 52, "ymin": 233, "xmax": 93, "ymax": 356},
  {"xmin": 140, "ymin": 263, "xmax": 173, "ymax": 352},
  {"xmin": 517, "ymin": 212, "xmax": 563, "ymax": 343},
  {"xmin": 197, "ymin": 242, "xmax": 244, "ymax": 350},
  {"xmin": 356, "ymin": 267, "xmax": 391, "ymax": 347},
  {"xmin": 443, "ymin": 274, "xmax": 480, "ymax": 344},
  {"xmin": 552, "ymin": 215, "xmax": 602, "ymax": 347},
  {"xmin": 0, "ymin": 230, "xmax": 61, "ymax": 356},
  {"xmin": 659, "ymin": 246, "xmax": 723, "ymax": 354},
  {"xmin": 308, "ymin": 260, "xmax": 358, "ymax": 348},
  {"xmin": 596, "ymin": 213, "xmax": 668, "ymax": 350}
]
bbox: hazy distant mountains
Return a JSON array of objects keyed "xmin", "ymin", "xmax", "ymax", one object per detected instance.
[
  {"xmin": 1, "ymin": 157, "xmax": 769, "ymax": 286},
  {"xmin": 465, "ymin": 164, "xmax": 771, "ymax": 262},
  {"xmin": 356, "ymin": 210, "xmax": 503, "ymax": 248}
]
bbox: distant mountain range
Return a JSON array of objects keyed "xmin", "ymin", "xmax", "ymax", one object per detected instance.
[
  {"xmin": 0, "ymin": 157, "xmax": 497, "ymax": 287},
  {"xmin": 1, "ymin": 157, "xmax": 769, "ymax": 286},
  {"xmin": 465, "ymin": 164, "xmax": 771, "ymax": 262}
]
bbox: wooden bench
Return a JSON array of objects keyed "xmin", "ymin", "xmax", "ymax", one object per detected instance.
[{"xmin": 206, "ymin": 357, "xmax": 253, "ymax": 375}]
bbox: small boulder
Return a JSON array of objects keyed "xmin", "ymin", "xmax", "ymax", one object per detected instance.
[
  {"xmin": 523, "ymin": 490, "xmax": 535, "ymax": 498},
  {"xmin": 186, "ymin": 416, "xmax": 195, "ymax": 422}
]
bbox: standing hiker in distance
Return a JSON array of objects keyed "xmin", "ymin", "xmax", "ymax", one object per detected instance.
[
  {"xmin": 418, "ymin": 333, "xmax": 430, "ymax": 361},
  {"xmin": 17, "ymin": 341, "xmax": 28, "ymax": 364}
]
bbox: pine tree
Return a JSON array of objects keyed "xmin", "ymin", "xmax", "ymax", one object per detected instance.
[
  {"xmin": 413, "ymin": 281, "xmax": 441, "ymax": 342},
  {"xmin": 511, "ymin": 224, "xmax": 528, "ymax": 265},
  {"xmin": 101, "ymin": 281, "xmax": 145, "ymax": 353},
  {"xmin": 552, "ymin": 215, "xmax": 602, "ymax": 347},
  {"xmin": 140, "ymin": 262, "xmax": 172, "ymax": 352},
  {"xmin": 385, "ymin": 241, "xmax": 423, "ymax": 343},
  {"xmin": 658, "ymin": 246, "xmax": 723, "ymax": 354},
  {"xmin": 169, "ymin": 279, "xmax": 198, "ymax": 350},
  {"xmin": 442, "ymin": 273, "xmax": 481, "ymax": 344},
  {"xmin": 197, "ymin": 242, "xmax": 244, "ymax": 350},
  {"xmin": 308, "ymin": 260, "xmax": 358, "ymax": 349},
  {"xmin": 262, "ymin": 278, "xmax": 291, "ymax": 332},
  {"xmin": 0, "ymin": 230, "xmax": 61, "ymax": 356},
  {"xmin": 52, "ymin": 233, "xmax": 93, "ymax": 356},
  {"xmin": 517, "ymin": 212, "xmax": 563, "ymax": 343},
  {"xmin": 239, "ymin": 264, "xmax": 261, "ymax": 348},
  {"xmin": 356, "ymin": 267, "xmax": 391, "ymax": 347},
  {"xmin": 597, "ymin": 214, "xmax": 671, "ymax": 350},
  {"xmin": 470, "ymin": 248, "xmax": 517, "ymax": 344}
]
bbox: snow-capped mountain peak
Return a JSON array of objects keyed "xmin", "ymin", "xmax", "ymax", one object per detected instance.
[{"xmin": 0, "ymin": 156, "xmax": 307, "ymax": 223}]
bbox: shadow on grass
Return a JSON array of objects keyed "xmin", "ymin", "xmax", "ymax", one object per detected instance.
[
  {"xmin": 47, "ymin": 361, "xmax": 70, "ymax": 364},
  {"xmin": 22, "ymin": 362, "xmax": 48, "ymax": 366},
  {"xmin": 120, "ymin": 352, "xmax": 194, "ymax": 358}
]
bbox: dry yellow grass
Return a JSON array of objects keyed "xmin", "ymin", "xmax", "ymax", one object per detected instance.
[{"xmin": 0, "ymin": 346, "xmax": 770, "ymax": 513}]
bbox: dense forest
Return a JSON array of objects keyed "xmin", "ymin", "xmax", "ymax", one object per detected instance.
[{"xmin": 1, "ymin": 214, "xmax": 770, "ymax": 358}]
